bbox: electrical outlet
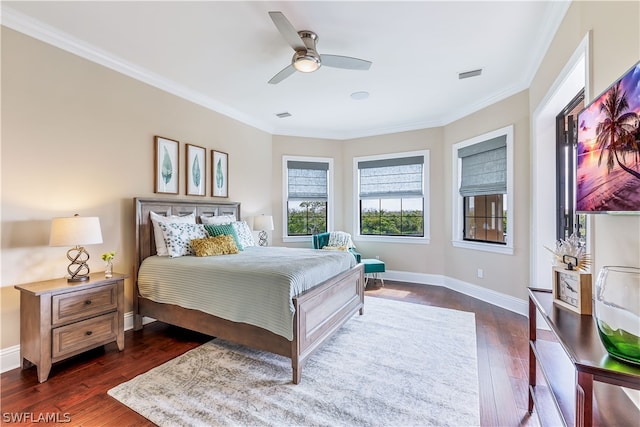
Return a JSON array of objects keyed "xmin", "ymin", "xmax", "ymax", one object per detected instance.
[
  {"xmin": 477, "ymin": 268, "xmax": 484, "ymax": 279},
  {"xmin": 375, "ymin": 256, "xmax": 380, "ymax": 260}
]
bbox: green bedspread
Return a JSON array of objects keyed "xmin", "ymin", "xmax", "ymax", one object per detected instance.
[{"xmin": 137, "ymin": 246, "xmax": 356, "ymax": 340}]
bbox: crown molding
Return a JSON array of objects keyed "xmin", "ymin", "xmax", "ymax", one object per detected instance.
[{"xmin": 1, "ymin": 5, "xmax": 275, "ymax": 135}]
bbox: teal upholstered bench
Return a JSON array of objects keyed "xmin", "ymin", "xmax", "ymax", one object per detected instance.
[{"xmin": 362, "ymin": 258, "xmax": 385, "ymax": 287}]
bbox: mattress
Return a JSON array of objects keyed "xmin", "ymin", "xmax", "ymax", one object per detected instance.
[{"xmin": 137, "ymin": 246, "xmax": 357, "ymax": 340}]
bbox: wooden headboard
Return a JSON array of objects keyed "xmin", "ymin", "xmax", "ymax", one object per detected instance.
[{"xmin": 134, "ymin": 197, "xmax": 241, "ymax": 273}]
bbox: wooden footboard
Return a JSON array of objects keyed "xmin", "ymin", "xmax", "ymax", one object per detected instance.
[
  {"xmin": 133, "ymin": 197, "xmax": 365, "ymax": 384},
  {"xmin": 134, "ymin": 263, "xmax": 364, "ymax": 384},
  {"xmin": 292, "ymin": 263, "xmax": 364, "ymax": 383}
]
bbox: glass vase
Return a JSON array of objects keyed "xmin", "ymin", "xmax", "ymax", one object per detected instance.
[
  {"xmin": 594, "ymin": 266, "xmax": 640, "ymax": 365},
  {"xmin": 105, "ymin": 261, "xmax": 113, "ymax": 279}
]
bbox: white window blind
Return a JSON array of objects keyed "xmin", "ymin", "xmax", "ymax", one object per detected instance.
[
  {"xmin": 358, "ymin": 156, "xmax": 424, "ymax": 199},
  {"xmin": 287, "ymin": 161, "xmax": 328, "ymax": 200},
  {"xmin": 458, "ymin": 135, "xmax": 507, "ymax": 197}
]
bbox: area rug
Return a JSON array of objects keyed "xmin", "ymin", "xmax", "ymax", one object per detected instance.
[{"xmin": 108, "ymin": 297, "xmax": 480, "ymax": 426}]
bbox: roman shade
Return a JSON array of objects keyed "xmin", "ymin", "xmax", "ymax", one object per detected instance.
[
  {"xmin": 358, "ymin": 156, "xmax": 424, "ymax": 199},
  {"xmin": 287, "ymin": 161, "xmax": 329, "ymax": 200},
  {"xmin": 458, "ymin": 135, "xmax": 507, "ymax": 197}
]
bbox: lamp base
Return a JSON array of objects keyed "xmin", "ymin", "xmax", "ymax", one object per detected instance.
[
  {"xmin": 66, "ymin": 246, "xmax": 91, "ymax": 282},
  {"xmin": 258, "ymin": 230, "xmax": 268, "ymax": 247}
]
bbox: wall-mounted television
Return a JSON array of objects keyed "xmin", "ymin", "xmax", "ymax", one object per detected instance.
[{"xmin": 576, "ymin": 60, "xmax": 640, "ymax": 214}]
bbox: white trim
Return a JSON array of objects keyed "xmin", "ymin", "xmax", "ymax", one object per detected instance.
[
  {"xmin": 0, "ymin": 275, "xmax": 529, "ymax": 374},
  {"xmin": 0, "ymin": 312, "xmax": 155, "ymax": 374},
  {"xmin": 0, "ymin": 6, "xmax": 275, "ymax": 136},
  {"xmin": 530, "ymin": 33, "xmax": 590, "ymax": 290},
  {"xmin": 379, "ymin": 270, "xmax": 528, "ymax": 317},
  {"xmin": 0, "ymin": 3, "xmax": 570, "ymax": 142},
  {"xmin": 282, "ymin": 155, "xmax": 334, "ymax": 240},
  {"xmin": 352, "ymin": 150, "xmax": 430, "ymax": 243},
  {"xmin": 0, "ymin": 345, "xmax": 20, "ymax": 374},
  {"xmin": 451, "ymin": 125, "xmax": 514, "ymax": 254}
]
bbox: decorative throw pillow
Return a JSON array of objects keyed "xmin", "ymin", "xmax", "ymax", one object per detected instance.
[
  {"xmin": 232, "ymin": 220, "xmax": 256, "ymax": 248},
  {"xmin": 157, "ymin": 222, "xmax": 207, "ymax": 258},
  {"xmin": 150, "ymin": 211, "xmax": 195, "ymax": 256},
  {"xmin": 322, "ymin": 245, "xmax": 349, "ymax": 251},
  {"xmin": 327, "ymin": 231, "xmax": 355, "ymax": 249},
  {"xmin": 200, "ymin": 214, "xmax": 236, "ymax": 225},
  {"xmin": 204, "ymin": 223, "xmax": 243, "ymax": 251},
  {"xmin": 191, "ymin": 235, "xmax": 239, "ymax": 257}
]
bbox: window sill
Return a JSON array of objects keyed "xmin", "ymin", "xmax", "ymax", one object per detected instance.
[
  {"xmin": 282, "ymin": 236, "xmax": 313, "ymax": 244},
  {"xmin": 452, "ymin": 239, "xmax": 513, "ymax": 255},
  {"xmin": 356, "ymin": 235, "xmax": 430, "ymax": 245}
]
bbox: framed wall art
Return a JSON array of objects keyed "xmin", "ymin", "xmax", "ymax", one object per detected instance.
[
  {"xmin": 212, "ymin": 150, "xmax": 229, "ymax": 198},
  {"xmin": 154, "ymin": 136, "xmax": 179, "ymax": 194},
  {"xmin": 186, "ymin": 143, "xmax": 206, "ymax": 196}
]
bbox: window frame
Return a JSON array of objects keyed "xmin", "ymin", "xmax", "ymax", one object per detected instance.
[
  {"xmin": 452, "ymin": 125, "xmax": 514, "ymax": 254},
  {"xmin": 282, "ymin": 155, "xmax": 334, "ymax": 243},
  {"xmin": 353, "ymin": 150, "xmax": 430, "ymax": 244}
]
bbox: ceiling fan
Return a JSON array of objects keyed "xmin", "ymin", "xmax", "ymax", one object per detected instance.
[{"xmin": 267, "ymin": 11, "xmax": 372, "ymax": 84}]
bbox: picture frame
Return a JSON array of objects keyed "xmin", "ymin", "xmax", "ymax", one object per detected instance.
[
  {"xmin": 552, "ymin": 266, "xmax": 592, "ymax": 315},
  {"xmin": 186, "ymin": 144, "xmax": 206, "ymax": 196},
  {"xmin": 212, "ymin": 150, "xmax": 229, "ymax": 198},
  {"xmin": 154, "ymin": 136, "xmax": 179, "ymax": 194}
]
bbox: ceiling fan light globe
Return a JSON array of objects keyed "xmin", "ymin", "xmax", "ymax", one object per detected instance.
[{"xmin": 293, "ymin": 52, "xmax": 321, "ymax": 73}]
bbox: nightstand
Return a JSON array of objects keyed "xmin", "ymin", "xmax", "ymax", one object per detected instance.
[{"xmin": 15, "ymin": 273, "xmax": 126, "ymax": 382}]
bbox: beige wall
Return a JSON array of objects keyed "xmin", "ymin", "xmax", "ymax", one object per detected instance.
[
  {"xmin": 529, "ymin": 1, "xmax": 640, "ymax": 273},
  {"xmin": 2, "ymin": 0, "xmax": 640, "ymax": 356},
  {"xmin": 443, "ymin": 91, "xmax": 531, "ymax": 298},
  {"xmin": 271, "ymin": 135, "xmax": 345, "ymax": 248},
  {"xmin": 342, "ymin": 128, "xmax": 446, "ymax": 275},
  {"xmin": 1, "ymin": 29, "xmax": 272, "ymax": 349}
]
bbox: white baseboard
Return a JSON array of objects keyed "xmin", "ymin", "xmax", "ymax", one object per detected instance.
[
  {"xmin": 1, "ymin": 271, "xmax": 527, "ymax": 374},
  {"xmin": 0, "ymin": 312, "xmax": 156, "ymax": 374},
  {"xmin": 382, "ymin": 270, "xmax": 528, "ymax": 316},
  {"xmin": 0, "ymin": 345, "xmax": 20, "ymax": 375}
]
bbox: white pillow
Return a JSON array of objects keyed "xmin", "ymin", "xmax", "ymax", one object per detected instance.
[
  {"xmin": 150, "ymin": 211, "xmax": 195, "ymax": 256},
  {"xmin": 232, "ymin": 221, "xmax": 256, "ymax": 248},
  {"xmin": 200, "ymin": 214, "xmax": 236, "ymax": 225},
  {"xmin": 327, "ymin": 231, "xmax": 355, "ymax": 249},
  {"xmin": 157, "ymin": 222, "xmax": 207, "ymax": 258}
]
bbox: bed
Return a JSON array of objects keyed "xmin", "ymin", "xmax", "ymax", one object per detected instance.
[{"xmin": 133, "ymin": 197, "xmax": 365, "ymax": 384}]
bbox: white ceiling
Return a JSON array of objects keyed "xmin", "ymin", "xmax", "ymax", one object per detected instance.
[{"xmin": 2, "ymin": 1, "xmax": 571, "ymax": 140}]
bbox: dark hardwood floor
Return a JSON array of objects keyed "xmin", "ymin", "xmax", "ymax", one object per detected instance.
[{"xmin": 1, "ymin": 281, "xmax": 544, "ymax": 426}]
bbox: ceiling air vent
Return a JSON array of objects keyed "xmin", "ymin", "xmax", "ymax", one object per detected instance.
[
  {"xmin": 275, "ymin": 112, "xmax": 292, "ymax": 118},
  {"xmin": 458, "ymin": 69, "xmax": 483, "ymax": 80}
]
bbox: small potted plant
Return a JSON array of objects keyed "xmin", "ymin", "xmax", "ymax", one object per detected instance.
[{"xmin": 101, "ymin": 251, "xmax": 116, "ymax": 278}]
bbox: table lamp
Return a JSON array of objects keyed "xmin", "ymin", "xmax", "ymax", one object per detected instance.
[
  {"xmin": 253, "ymin": 215, "xmax": 274, "ymax": 247},
  {"xmin": 49, "ymin": 214, "xmax": 103, "ymax": 282}
]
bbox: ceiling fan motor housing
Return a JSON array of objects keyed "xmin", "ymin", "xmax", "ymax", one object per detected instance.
[{"xmin": 292, "ymin": 31, "xmax": 321, "ymax": 72}]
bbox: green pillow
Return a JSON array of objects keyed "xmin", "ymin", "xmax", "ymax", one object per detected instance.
[{"xmin": 204, "ymin": 223, "xmax": 243, "ymax": 250}]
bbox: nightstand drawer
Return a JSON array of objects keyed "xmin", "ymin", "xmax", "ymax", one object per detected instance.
[
  {"xmin": 52, "ymin": 312, "xmax": 118, "ymax": 359},
  {"xmin": 52, "ymin": 284, "xmax": 117, "ymax": 325}
]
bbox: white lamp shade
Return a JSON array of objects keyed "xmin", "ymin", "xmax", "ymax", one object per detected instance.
[
  {"xmin": 253, "ymin": 215, "xmax": 274, "ymax": 231},
  {"xmin": 49, "ymin": 216, "xmax": 103, "ymax": 247}
]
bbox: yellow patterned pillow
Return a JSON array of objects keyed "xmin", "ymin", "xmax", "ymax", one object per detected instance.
[
  {"xmin": 321, "ymin": 245, "xmax": 348, "ymax": 251},
  {"xmin": 190, "ymin": 235, "xmax": 239, "ymax": 257}
]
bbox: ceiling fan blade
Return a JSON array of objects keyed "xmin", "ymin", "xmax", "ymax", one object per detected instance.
[
  {"xmin": 268, "ymin": 64, "xmax": 296, "ymax": 84},
  {"xmin": 269, "ymin": 11, "xmax": 306, "ymax": 52},
  {"xmin": 321, "ymin": 54, "xmax": 372, "ymax": 71}
]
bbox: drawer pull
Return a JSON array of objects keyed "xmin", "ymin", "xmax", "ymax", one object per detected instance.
[
  {"xmin": 85, "ymin": 331, "xmax": 93, "ymax": 336},
  {"xmin": 85, "ymin": 300, "xmax": 92, "ymax": 305}
]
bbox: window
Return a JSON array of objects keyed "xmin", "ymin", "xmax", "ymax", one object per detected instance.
[
  {"xmin": 452, "ymin": 126, "xmax": 513, "ymax": 254},
  {"xmin": 556, "ymin": 90, "xmax": 587, "ymax": 242},
  {"xmin": 283, "ymin": 156, "xmax": 332, "ymax": 240},
  {"xmin": 354, "ymin": 151, "xmax": 429, "ymax": 243}
]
